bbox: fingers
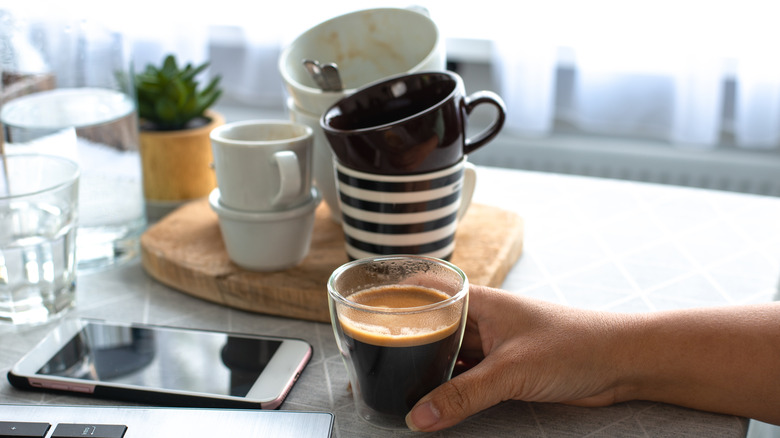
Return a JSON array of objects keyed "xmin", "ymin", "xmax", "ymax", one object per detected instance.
[
  {"xmin": 406, "ymin": 356, "xmax": 508, "ymax": 432},
  {"xmin": 405, "ymin": 284, "xmax": 529, "ymax": 431}
]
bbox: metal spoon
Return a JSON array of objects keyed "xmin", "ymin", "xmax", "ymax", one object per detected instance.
[
  {"xmin": 302, "ymin": 59, "xmax": 329, "ymax": 91},
  {"xmin": 321, "ymin": 63, "xmax": 343, "ymax": 91}
]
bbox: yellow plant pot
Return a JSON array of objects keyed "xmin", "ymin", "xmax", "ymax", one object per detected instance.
[{"xmin": 139, "ymin": 110, "xmax": 224, "ymax": 203}]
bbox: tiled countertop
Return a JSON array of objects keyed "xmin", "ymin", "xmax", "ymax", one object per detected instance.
[{"xmin": 2, "ymin": 165, "xmax": 779, "ymax": 437}]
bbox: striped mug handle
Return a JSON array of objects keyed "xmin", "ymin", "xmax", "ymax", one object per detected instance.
[{"xmin": 457, "ymin": 162, "xmax": 477, "ymax": 220}]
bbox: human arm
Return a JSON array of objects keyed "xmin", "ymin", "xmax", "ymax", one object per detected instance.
[{"xmin": 406, "ymin": 285, "xmax": 780, "ymax": 432}]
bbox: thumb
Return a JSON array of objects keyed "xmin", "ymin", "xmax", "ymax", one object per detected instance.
[{"xmin": 405, "ymin": 359, "xmax": 507, "ymax": 432}]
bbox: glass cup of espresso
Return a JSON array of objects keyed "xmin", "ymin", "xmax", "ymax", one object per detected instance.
[{"xmin": 327, "ymin": 255, "xmax": 469, "ymax": 429}]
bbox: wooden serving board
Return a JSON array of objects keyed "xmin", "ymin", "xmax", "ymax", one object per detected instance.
[{"xmin": 140, "ymin": 200, "xmax": 524, "ymax": 323}]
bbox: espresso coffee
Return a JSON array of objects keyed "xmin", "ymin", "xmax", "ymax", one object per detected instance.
[{"xmin": 337, "ymin": 285, "xmax": 463, "ymax": 416}]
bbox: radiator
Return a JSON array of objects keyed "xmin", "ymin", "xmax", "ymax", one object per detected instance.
[
  {"xmin": 216, "ymin": 101, "xmax": 780, "ymax": 197},
  {"xmin": 469, "ymin": 133, "xmax": 780, "ymax": 197}
]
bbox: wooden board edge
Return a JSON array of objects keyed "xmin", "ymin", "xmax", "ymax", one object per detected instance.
[
  {"xmin": 141, "ymin": 243, "xmax": 333, "ymax": 323},
  {"xmin": 485, "ymin": 216, "xmax": 525, "ymax": 288},
  {"xmin": 139, "ymin": 201, "xmax": 524, "ymax": 324},
  {"xmin": 140, "ymin": 244, "xmax": 224, "ymax": 305}
]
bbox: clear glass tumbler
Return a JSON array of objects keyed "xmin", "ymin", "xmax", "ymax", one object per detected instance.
[
  {"xmin": 0, "ymin": 153, "xmax": 80, "ymax": 325},
  {"xmin": 1, "ymin": 15, "xmax": 145, "ymax": 272},
  {"xmin": 327, "ymin": 255, "xmax": 469, "ymax": 429}
]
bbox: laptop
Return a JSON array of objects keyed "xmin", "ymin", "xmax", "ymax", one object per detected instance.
[{"xmin": 0, "ymin": 404, "xmax": 333, "ymax": 437}]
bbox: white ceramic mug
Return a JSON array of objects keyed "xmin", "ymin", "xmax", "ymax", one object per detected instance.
[
  {"xmin": 279, "ymin": 6, "xmax": 446, "ymax": 221},
  {"xmin": 334, "ymin": 157, "xmax": 476, "ymax": 261},
  {"xmin": 210, "ymin": 120, "xmax": 313, "ymax": 212},
  {"xmin": 278, "ymin": 7, "xmax": 446, "ymax": 115}
]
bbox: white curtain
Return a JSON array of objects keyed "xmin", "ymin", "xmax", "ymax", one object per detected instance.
[
  {"xmin": 1, "ymin": 4, "xmax": 210, "ymax": 80},
  {"xmin": 491, "ymin": 0, "xmax": 780, "ymax": 151},
  {"xmin": 5, "ymin": 0, "xmax": 780, "ymax": 151}
]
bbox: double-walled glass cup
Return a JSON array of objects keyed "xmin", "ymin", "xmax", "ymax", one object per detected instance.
[{"xmin": 328, "ymin": 255, "xmax": 469, "ymax": 429}]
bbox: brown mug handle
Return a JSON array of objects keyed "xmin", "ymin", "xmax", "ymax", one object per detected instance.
[{"xmin": 462, "ymin": 90, "xmax": 507, "ymax": 155}]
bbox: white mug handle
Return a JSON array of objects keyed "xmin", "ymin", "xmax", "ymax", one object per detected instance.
[
  {"xmin": 457, "ymin": 162, "xmax": 477, "ymax": 220},
  {"xmin": 271, "ymin": 150, "xmax": 302, "ymax": 206}
]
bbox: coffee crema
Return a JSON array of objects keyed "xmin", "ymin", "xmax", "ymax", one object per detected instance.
[{"xmin": 339, "ymin": 285, "xmax": 460, "ymax": 347}]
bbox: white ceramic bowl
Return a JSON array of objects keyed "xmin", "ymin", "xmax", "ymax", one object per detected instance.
[
  {"xmin": 209, "ymin": 187, "xmax": 321, "ymax": 271},
  {"xmin": 278, "ymin": 7, "xmax": 445, "ymax": 115}
]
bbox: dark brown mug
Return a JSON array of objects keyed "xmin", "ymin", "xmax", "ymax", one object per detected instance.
[{"xmin": 320, "ymin": 71, "xmax": 506, "ymax": 175}]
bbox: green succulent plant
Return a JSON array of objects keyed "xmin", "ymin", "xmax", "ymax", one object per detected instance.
[{"xmin": 134, "ymin": 54, "xmax": 222, "ymax": 131}]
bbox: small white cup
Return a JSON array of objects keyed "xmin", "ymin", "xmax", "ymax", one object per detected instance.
[
  {"xmin": 209, "ymin": 187, "xmax": 321, "ymax": 271},
  {"xmin": 210, "ymin": 120, "xmax": 313, "ymax": 212}
]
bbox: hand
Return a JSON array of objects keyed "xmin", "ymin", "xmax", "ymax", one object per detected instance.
[
  {"xmin": 406, "ymin": 285, "xmax": 633, "ymax": 432},
  {"xmin": 406, "ymin": 285, "xmax": 780, "ymax": 431}
]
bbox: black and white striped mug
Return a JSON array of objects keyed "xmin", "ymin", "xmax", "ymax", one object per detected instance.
[{"xmin": 335, "ymin": 157, "xmax": 476, "ymax": 260}]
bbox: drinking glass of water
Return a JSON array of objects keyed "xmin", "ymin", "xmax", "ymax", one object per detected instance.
[
  {"xmin": 1, "ymin": 16, "xmax": 146, "ymax": 272},
  {"xmin": 0, "ymin": 154, "xmax": 80, "ymax": 325}
]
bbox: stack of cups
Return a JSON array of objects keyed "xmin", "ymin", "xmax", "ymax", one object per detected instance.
[
  {"xmin": 208, "ymin": 121, "xmax": 320, "ymax": 271},
  {"xmin": 321, "ymin": 71, "xmax": 506, "ymax": 261},
  {"xmin": 278, "ymin": 7, "xmax": 447, "ymax": 223}
]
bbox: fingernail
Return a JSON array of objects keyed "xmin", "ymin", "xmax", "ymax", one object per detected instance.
[{"xmin": 406, "ymin": 401, "xmax": 440, "ymax": 431}]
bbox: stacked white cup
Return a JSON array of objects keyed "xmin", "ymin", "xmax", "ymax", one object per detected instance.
[
  {"xmin": 209, "ymin": 120, "xmax": 320, "ymax": 271},
  {"xmin": 279, "ymin": 7, "xmax": 447, "ymax": 223}
]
